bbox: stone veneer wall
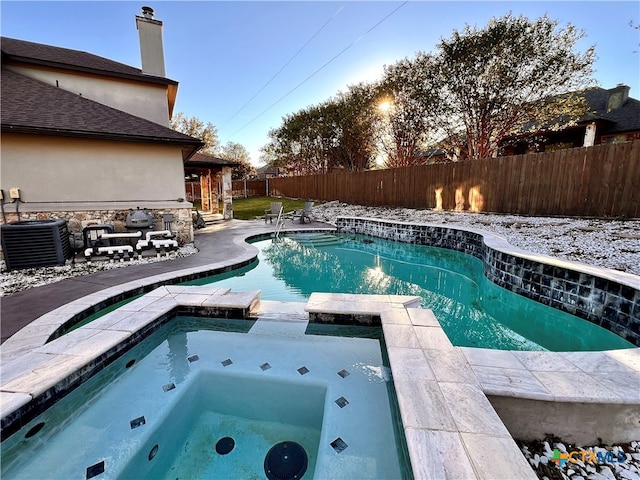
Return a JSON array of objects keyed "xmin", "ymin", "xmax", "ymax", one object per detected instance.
[
  {"xmin": 1, "ymin": 208, "xmax": 194, "ymax": 245},
  {"xmin": 336, "ymin": 217, "xmax": 640, "ymax": 347}
]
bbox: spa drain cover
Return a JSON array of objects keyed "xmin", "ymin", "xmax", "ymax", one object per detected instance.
[
  {"xmin": 264, "ymin": 441, "xmax": 308, "ymax": 480},
  {"xmin": 215, "ymin": 437, "xmax": 235, "ymax": 455}
]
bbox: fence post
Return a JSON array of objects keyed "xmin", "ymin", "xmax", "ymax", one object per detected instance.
[
  {"xmin": 266, "ymin": 178, "xmax": 269, "ymax": 197},
  {"xmin": 244, "ymin": 179, "xmax": 247, "ymax": 198}
]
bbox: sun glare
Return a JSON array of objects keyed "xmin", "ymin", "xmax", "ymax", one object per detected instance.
[{"xmin": 378, "ymin": 100, "xmax": 392, "ymax": 112}]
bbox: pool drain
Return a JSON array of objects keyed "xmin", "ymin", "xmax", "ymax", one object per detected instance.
[
  {"xmin": 215, "ymin": 436, "xmax": 235, "ymax": 455},
  {"xmin": 264, "ymin": 441, "xmax": 308, "ymax": 480}
]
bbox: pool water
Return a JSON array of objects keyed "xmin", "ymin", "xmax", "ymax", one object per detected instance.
[
  {"xmin": 186, "ymin": 233, "xmax": 634, "ymax": 352},
  {"xmin": 1, "ymin": 316, "xmax": 407, "ymax": 479}
]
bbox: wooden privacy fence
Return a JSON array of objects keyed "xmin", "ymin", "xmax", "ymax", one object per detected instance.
[
  {"xmin": 268, "ymin": 141, "xmax": 640, "ymax": 218},
  {"xmin": 232, "ymin": 179, "xmax": 268, "ymax": 198}
]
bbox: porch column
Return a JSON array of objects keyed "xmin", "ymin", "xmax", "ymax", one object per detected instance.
[
  {"xmin": 199, "ymin": 172, "xmax": 211, "ymax": 211},
  {"xmin": 583, "ymin": 122, "xmax": 597, "ymax": 147},
  {"xmin": 210, "ymin": 170, "xmax": 220, "ymax": 214},
  {"xmin": 221, "ymin": 167, "xmax": 233, "ymax": 219}
]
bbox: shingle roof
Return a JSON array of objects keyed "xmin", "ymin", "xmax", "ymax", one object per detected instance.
[
  {"xmin": 1, "ymin": 68, "xmax": 203, "ymax": 157},
  {"xmin": 517, "ymin": 86, "xmax": 640, "ymax": 136},
  {"xmin": 1, "ymin": 36, "xmax": 177, "ymax": 86},
  {"xmin": 579, "ymin": 87, "xmax": 640, "ymax": 133},
  {"xmin": 257, "ymin": 165, "xmax": 279, "ymax": 174},
  {"xmin": 185, "ymin": 152, "xmax": 240, "ymax": 168}
]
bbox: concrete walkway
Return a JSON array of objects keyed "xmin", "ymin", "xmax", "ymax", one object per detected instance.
[{"xmin": 0, "ymin": 219, "xmax": 333, "ymax": 344}]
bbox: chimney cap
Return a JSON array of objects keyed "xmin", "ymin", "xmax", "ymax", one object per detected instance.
[{"xmin": 141, "ymin": 6, "xmax": 154, "ymax": 18}]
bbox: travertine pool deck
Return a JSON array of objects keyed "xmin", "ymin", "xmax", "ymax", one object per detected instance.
[{"xmin": 1, "ymin": 218, "xmax": 639, "ymax": 479}]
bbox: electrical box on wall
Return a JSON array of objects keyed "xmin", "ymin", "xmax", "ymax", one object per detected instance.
[{"xmin": 9, "ymin": 188, "xmax": 20, "ymax": 199}]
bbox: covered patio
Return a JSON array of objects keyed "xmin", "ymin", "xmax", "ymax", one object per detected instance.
[{"xmin": 184, "ymin": 153, "xmax": 239, "ymax": 219}]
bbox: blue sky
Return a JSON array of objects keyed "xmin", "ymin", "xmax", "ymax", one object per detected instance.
[{"xmin": 2, "ymin": 1, "xmax": 639, "ymax": 166}]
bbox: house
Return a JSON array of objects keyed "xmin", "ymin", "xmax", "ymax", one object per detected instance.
[
  {"xmin": 1, "ymin": 7, "xmax": 205, "ymax": 244},
  {"xmin": 255, "ymin": 165, "xmax": 282, "ymax": 179},
  {"xmin": 184, "ymin": 153, "xmax": 238, "ymax": 218},
  {"xmin": 500, "ymin": 84, "xmax": 640, "ymax": 155},
  {"xmin": 412, "ymin": 84, "xmax": 640, "ymax": 162}
]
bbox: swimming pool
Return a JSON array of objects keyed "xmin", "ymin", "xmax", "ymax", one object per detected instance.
[
  {"xmin": 185, "ymin": 233, "xmax": 634, "ymax": 352},
  {"xmin": 2, "ymin": 216, "xmax": 636, "ymax": 480},
  {"xmin": 1, "ymin": 315, "xmax": 409, "ymax": 479}
]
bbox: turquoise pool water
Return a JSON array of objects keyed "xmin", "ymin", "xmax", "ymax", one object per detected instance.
[
  {"xmin": 2, "ymin": 317, "xmax": 408, "ymax": 479},
  {"xmin": 186, "ymin": 233, "xmax": 634, "ymax": 352}
]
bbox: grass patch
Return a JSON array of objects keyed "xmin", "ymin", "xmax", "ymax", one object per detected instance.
[{"xmin": 231, "ymin": 196, "xmax": 311, "ymax": 220}]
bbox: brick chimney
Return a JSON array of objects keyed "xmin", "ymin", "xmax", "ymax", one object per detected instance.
[
  {"xmin": 135, "ymin": 6, "xmax": 166, "ymax": 77},
  {"xmin": 606, "ymin": 84, "xmax": 630, "ymax": 112}
]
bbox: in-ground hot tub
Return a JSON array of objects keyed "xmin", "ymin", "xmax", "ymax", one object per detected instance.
[
  {"xmin": 120, "ymin": 371, "xmax": 326, "ymax": 479},
  {"xmin": 1, "ymin": 316, "xmax": 408, "ymax": 479}
]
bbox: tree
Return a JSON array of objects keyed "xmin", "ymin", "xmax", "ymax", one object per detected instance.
[
  {"xmin": 376, "ymin": 53, "xmax": 439, "ymax": 167},
  {"xmin": 219, "ymin": 142, "xmax": 255, "ymax": 180},
  {"xmin": 328, "ymin": 83, "xmax": 379, "ymax": 171},
  {"xmin": 171, "ymin": 112, "xmax": 219, "ymax": 154},
  {"xmin": 263, "ymin": 106, "xmax": 329, "ymax": 175},
  {"xmin": 431, "ymin": 14, "xmax": 595, "ymax": 160},
  {"xmin": 262, "ymin": 83, "xmax": 378, "ymax": 175}
]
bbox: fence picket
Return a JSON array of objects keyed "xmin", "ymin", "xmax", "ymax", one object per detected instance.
[{"xmin": 240, "ymin": 141, "xmax": 639, "ymax": 218}]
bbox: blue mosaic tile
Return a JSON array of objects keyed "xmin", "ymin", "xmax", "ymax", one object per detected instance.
[
  {"xmin": 221, "ymin": 359, "xmax": 233, "ymax": 367},
  {"xmin": 337, "ymin": 369, "xmax": 350, "ymax": 378},
  {"xmin": 297, "ymin": 366, "xmax": 309, "ymax": 375},
  {"xmin": 260, "ymin": 362, "xmax": 271, "ymax": 371},
  {"xmin": 130, "ymin": 416, "xmax": 146, "ymax": 429},
  {"xmin": 335, "ymin": 217, "xmax": 640, "ymax": 346},
  {"xmin": 187, "ymin": 355, "xmax": 199, "ymax": 363},
  {"xmin": 86, "ymin": 461, "xmax": 105, "ymax": 479},
  {"xmin": 162, "ymin": 383, "xmax": 175, "ymax": 392},
  {"xmin": 335, "ymin": 397, "xmax": 349, "ymax": 408},
  {"xmin": 331, "ymin": 437, "xmax": 348, "ymax": 453}
]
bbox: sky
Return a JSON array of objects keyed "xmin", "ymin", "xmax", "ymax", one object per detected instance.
[{"xmin": 2, "ymin": 1, "xmax": 639, "ymax": 166}]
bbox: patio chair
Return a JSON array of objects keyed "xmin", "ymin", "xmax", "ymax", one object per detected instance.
[
  {"xmin": 264, "ymin": 202, "xmax": 283, "ymax": 223},
  {"xmin": 292, "ymin": 201, "xmax": 314, "ymax": 224}
]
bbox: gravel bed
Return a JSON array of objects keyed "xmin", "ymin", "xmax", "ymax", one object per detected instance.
[
  {"xmin": 312, "ymin": 202, "xmax": 640, "ymax": 276},
  {"xmin": 2, "ymin": 204, "xmax": 638, "ymax": 294},
  {"xmin": 0, "ymin": 206, "xmax": 638, "ymax": 479},
  {"xmin": 519, "ymin": 436, "xmax": 640, "ymax": 480},
  {"xmin": 0, "ymin": 244, "xmax": 198, "ymax": 297}
]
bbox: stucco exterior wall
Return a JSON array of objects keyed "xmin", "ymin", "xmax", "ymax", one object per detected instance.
[
  {"xmin": 1, "ymin": 133, "xmax": 188, "ymax": 209},
  {"xmin": 5, "ymin": 65, "xmax": 170, "ymax": 127}
]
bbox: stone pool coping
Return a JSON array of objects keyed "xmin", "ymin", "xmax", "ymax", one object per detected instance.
[
  {"xmin": 1, "ymin": 219, "xmax": 639, "ymax": 478},
  {"xmin": 1, "ymin": 285, "xmax": 536, "ymax": 479},
  {"xmin": 336, "ymin": 217, "xmax": 640, "ymax": 346}
]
